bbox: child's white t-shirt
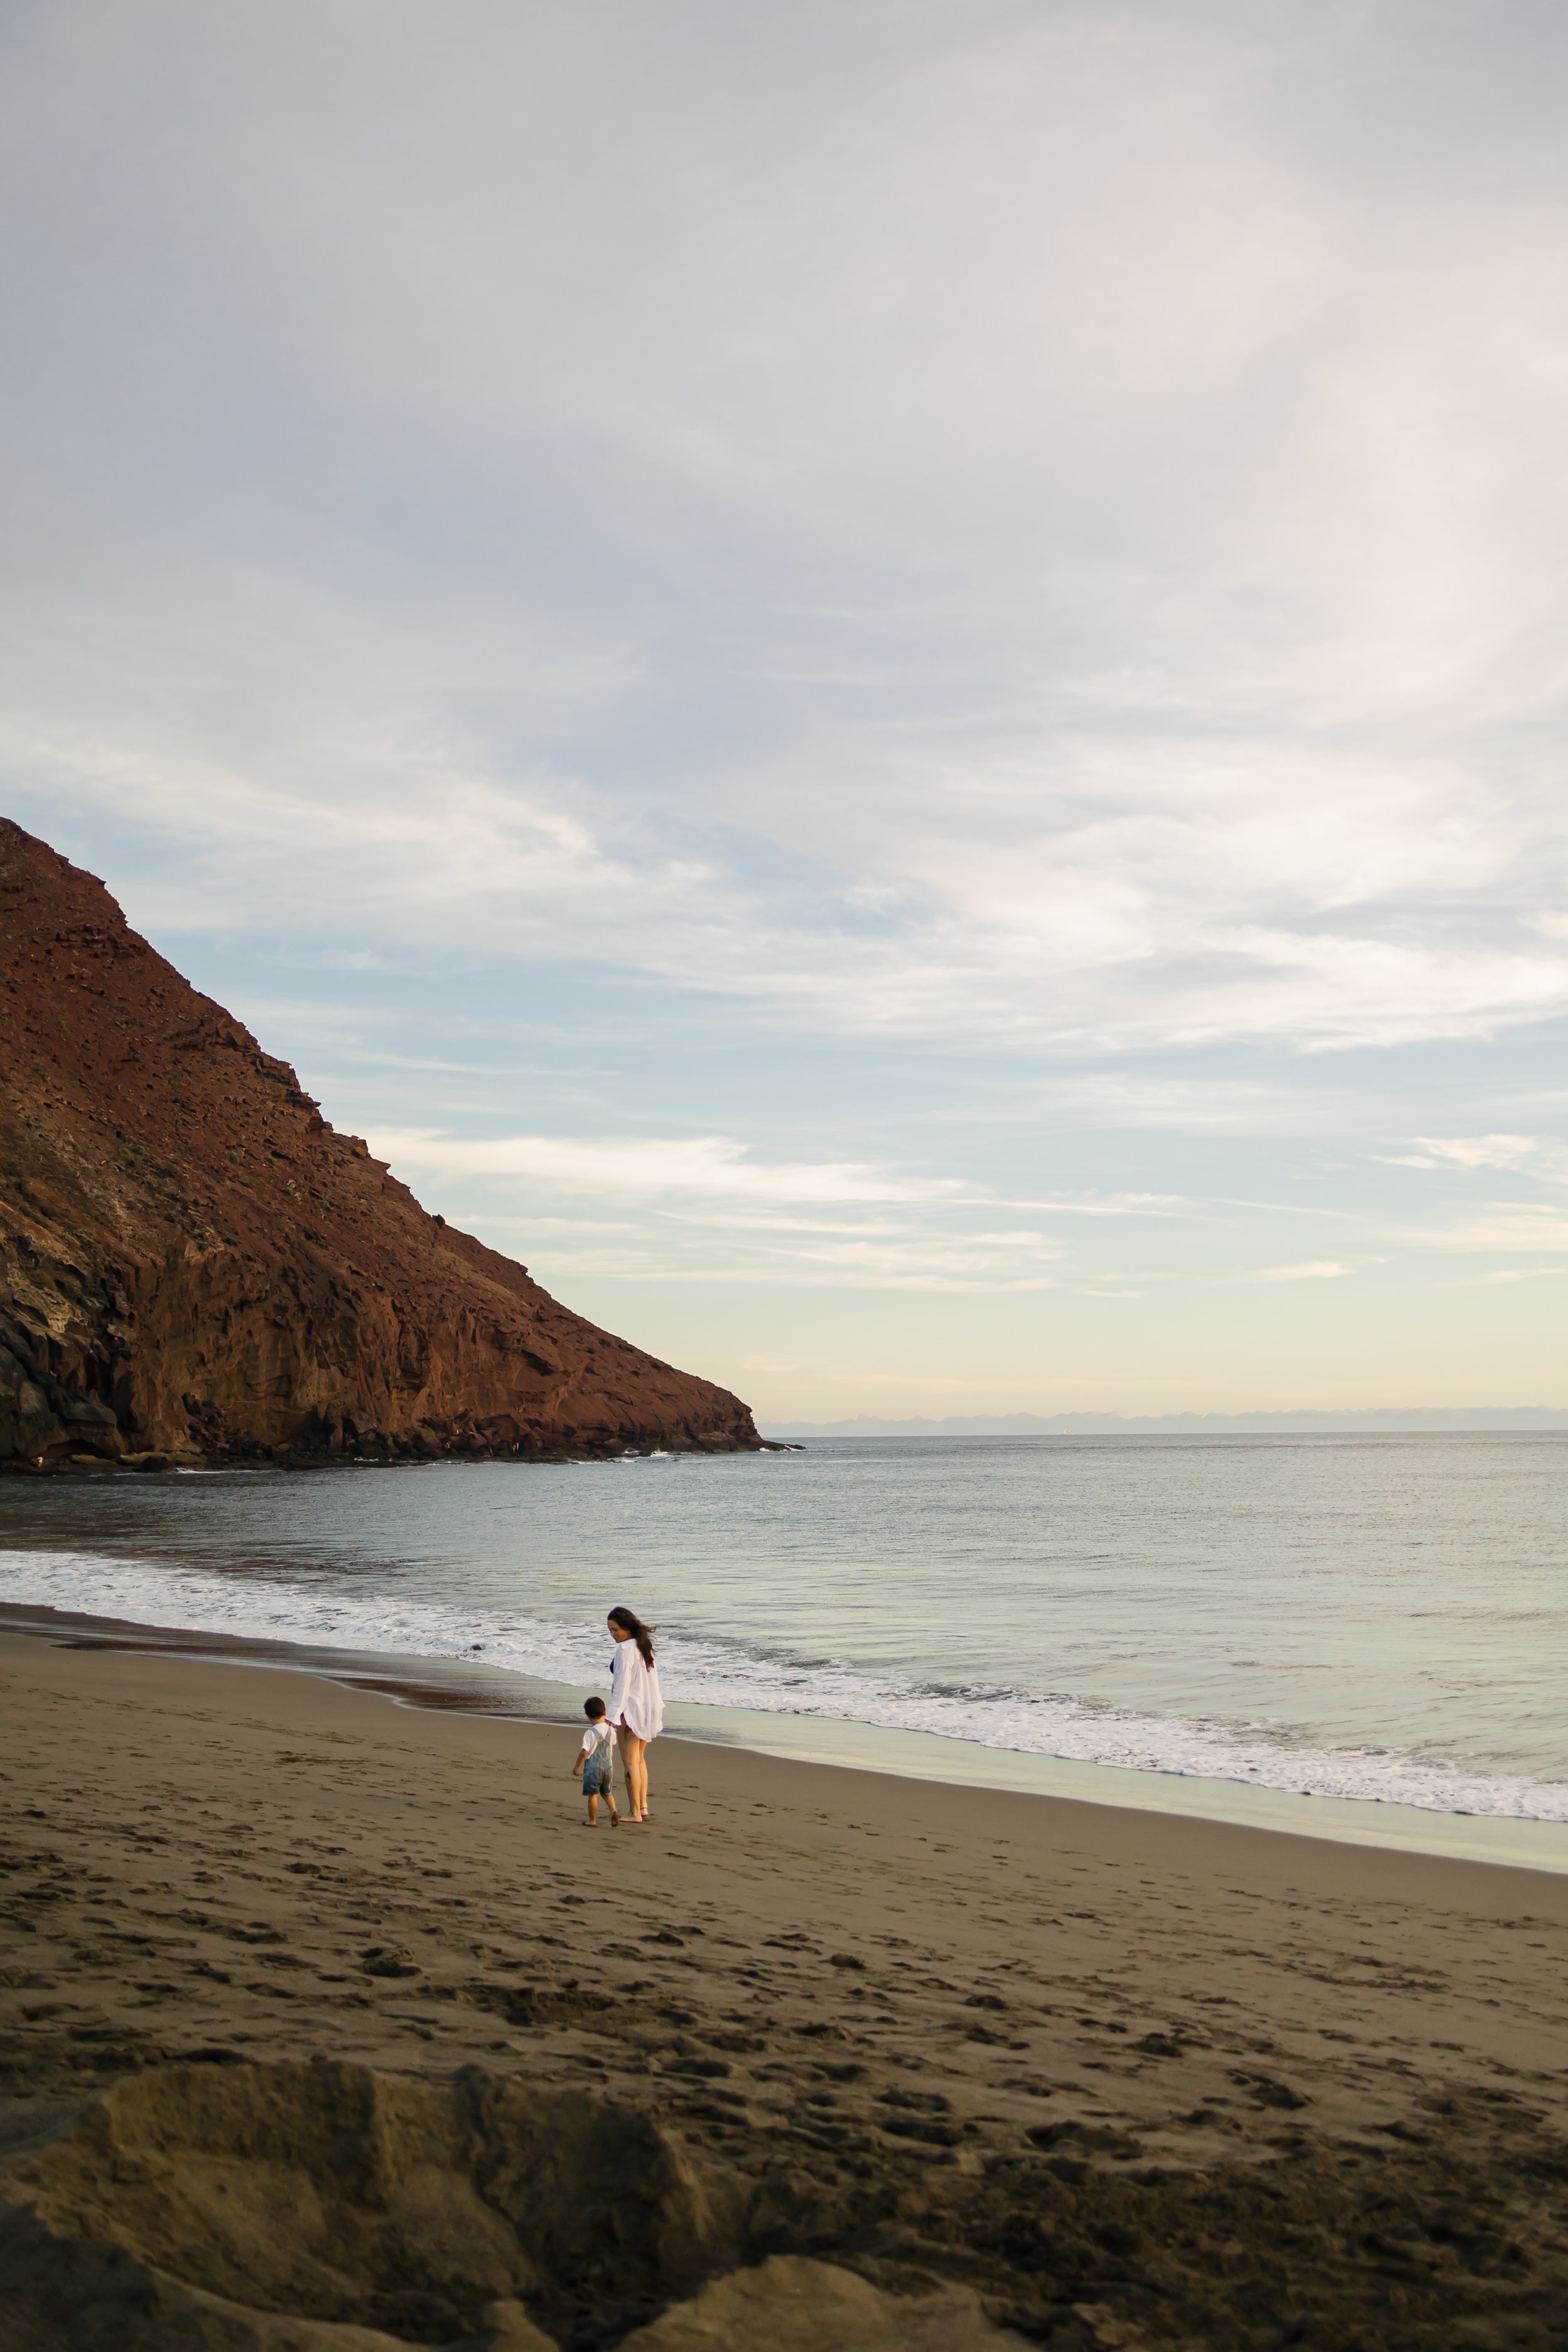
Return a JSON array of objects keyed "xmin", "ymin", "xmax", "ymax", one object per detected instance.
[{"xmin": 581, "ymin": 1720, "xmax": 614, "ymax": 1761}]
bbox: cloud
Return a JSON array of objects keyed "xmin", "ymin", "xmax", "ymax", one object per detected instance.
[
  {"xmin": 1382, "ymin": 1136, "xmax": 1568, "ymax": 1179},
  {"xmin": 435, "ymin": 1144, "xmax": 1074, "ymax": 1288},
  {"xmin": 512, "ymin": 1248, "xmax": 1062, "ymax": 1294},
  {"xmin": 468, "ymin": 1216, "xmax": 640, "ymax": 1235},
  {"xmin": 1407, "ymin": 1135, "xmax": 1540, "ymax": 1171},
  {"xmin": 0, "ymin": 720, "xmax": 707, "ymax": 948},
  {"xmin": 21, "ymin": 706, "xmax": 1568, "ymax": 1056},
  {"xmin": 370, "ymin": 1128, "xmax": 964, "ymax": 1205},
  {"xmin": 1215, "ymin": 1199, "xmax": 1357, "ymax": 1221},
  {"xmin": 1443, "ymin": 1266, "xmax": 1568, "ymax": 1287},
  {"xmin": 658, "ymin": 1211, "xmax": 912, "ymax": 1235},
  {"xmin": 751, "ymin": 1231, "xmax": 1066, "ymax": 1283},
  {"xmin": 1245, "ymin": 1260, "xmax": 1358, "ymax": 1283},
  {"xmin": 1025, "ymin": 1074, "xmax": 1315, "ymax": 1132},
  {"xmin": 988, "ymin": 1193, "xmax": 1181, "ymax": 1217},
  {"xmin": 1400, "ymin": 1204, "xmax": 1568, "ymax": 1254},
  {"xmin": 7, "ymin": 4, "xmax": 1568, "ymax": 1061}
]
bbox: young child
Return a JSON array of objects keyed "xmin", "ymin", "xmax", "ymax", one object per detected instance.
[{"xmin": 571, "ymin": 1696, "xmax": 620, "ymax": 1826}]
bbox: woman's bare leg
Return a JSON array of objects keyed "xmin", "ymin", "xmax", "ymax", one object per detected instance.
[{"xmin": 618, "ymin": 1730, "xmax": 647, "ymax": 1818}]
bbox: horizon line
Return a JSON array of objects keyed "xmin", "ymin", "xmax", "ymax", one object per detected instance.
[{"xmin": 760, "ymin": 1406, "xmax": 1568, "ymax": 1435}]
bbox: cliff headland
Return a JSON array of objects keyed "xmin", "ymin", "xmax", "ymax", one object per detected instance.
[{"xmin": 0, "ymin": 820, "xmax": 761, "ymax": 1468}]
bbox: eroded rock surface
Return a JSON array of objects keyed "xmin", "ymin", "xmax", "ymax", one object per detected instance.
[
  {"xmin": 0, "ymin": 820, "xmax": 761, "ymax": 1465},
  {"xmin": 617, "ymin": 2255, "xmax": 1032, "ymax": 2351},
  {"xmin": 0, "ymin": 2058, "xmax": 744, "ymax": 2348},
  {"xmin": 0, "ymin": 2062, "xmax": 1042, "ymax": 2349}
]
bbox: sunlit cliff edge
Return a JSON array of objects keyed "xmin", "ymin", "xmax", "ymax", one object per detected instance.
[{"xmin": 0, "ymin": 820, "xmax": 763, "ymax": 1469}]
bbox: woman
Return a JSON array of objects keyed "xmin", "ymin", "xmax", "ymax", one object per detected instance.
[{"xmin": 605, "ymin": 1605, "xmax": 663, "ymax": 1823}]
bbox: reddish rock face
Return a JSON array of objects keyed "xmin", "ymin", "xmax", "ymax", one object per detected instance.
[{"xmin": 0, "ymin": 821, "xmax": 762, "ymax": 1467}]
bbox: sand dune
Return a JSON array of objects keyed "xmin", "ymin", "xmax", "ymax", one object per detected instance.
[{"xmin": 4, "ymin": 1630, "xmax": 1568, "ymax": 2348}]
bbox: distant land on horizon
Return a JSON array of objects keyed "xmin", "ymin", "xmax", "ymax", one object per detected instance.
[{"xmin": 761, "ymin": 1407, "xmax": 1568, "ymax": 1438}]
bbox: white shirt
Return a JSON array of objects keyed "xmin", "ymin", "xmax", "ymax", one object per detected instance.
[
  {"xmin": 580, "ymin": 1718, "xmax": 614, "ymax": 1763},
  {"xmin": 608, "ymin": 1638, "xmax": 664, "ymax": 1740}
]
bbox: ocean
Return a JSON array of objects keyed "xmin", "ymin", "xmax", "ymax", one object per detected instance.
[{"xmin": 3, "ymin": 1433, "xmax": 1565, "ymax": 1861}]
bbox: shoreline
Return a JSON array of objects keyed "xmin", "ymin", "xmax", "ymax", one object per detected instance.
[
  {"xmin": 6, "ymin": 1624, "xmax": 1568, "ymax": 2347},
  {"xmin": 6, "ymin": 1596, "xmax": 1568, "ymax": 1877}
]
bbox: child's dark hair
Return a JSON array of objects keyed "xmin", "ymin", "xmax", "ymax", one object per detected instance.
[
  {"xmin": 608, "ymin": 1606, "xmax": 657, "ymax": 1667},
  {"xmin": 584, "ymin": 1696, "xmax": 606, "ymax": 1720}
]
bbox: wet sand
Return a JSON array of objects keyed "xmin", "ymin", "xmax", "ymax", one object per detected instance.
[{"xmin": 4, "ymin": 1628, "xmax": 1568, "ymax": 2348}]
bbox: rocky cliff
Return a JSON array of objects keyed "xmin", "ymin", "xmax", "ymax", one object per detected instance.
[{"xmin": 0, "ymin": 820, "xmax": 762, "ymax": 1467}]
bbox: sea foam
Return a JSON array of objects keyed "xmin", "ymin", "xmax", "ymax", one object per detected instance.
[{"xmin": 5, "ymin": 1544, "xmax": 1567, "ymax": 1825}]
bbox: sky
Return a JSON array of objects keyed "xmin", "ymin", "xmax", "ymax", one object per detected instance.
[{"xmin": 3, "ymin": 0, "xmax": 1567, "ymax": 1422}]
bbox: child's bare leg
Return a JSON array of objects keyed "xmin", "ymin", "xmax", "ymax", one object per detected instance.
[{"xmin": 586, "ymin": 1792, "xmax": 599, "ymax": 1824}]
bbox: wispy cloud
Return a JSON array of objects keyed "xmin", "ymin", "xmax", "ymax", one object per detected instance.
[
  {"xmin": 1386, "ymin": 1134, "xmax": 1540, "ymax": 1172},
  {"xmin": 1214, "ymin": 1199, "xmax": 1359, "ymax": 1221},
  {"xmin": 465, "ymin": 1215, "xmax": 640, "ymax": 1236},
  {"xmin": 1027, "ymin": 1074, "xmax": 1320, "ymax": 1132},
  {"xmin": 1382, "ymin": 1135, "xmax": 1568, "ymax": 1180},
  {"xmin": 371, "ymin": 1128, "xmax": 963, "ymax": 1205},
  {"xmin": 9, "ymin": 11, "xmax": 1568, "ymax": 1061},
  {"xmin": 1443, "ymin": 1266, "xmax": 1568, "ymax": 1288},
  {"xmin": 511, "ymin": 1251, "xmax": 1063, "ymax": 1295},
  {"xmin": 988, "ymin": 1193, "xmax": 1182, "ymax": 1217},
  {"xmin": 1399, "ymin": 1205, "xmax": 1568, "ymax": 1254},
  {"xmin": 1245, "ymin": 1260, "xmax": 1360, "ymax": 1283}
]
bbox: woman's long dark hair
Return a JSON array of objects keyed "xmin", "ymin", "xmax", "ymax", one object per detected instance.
[{"xmin": 608, "ymin": 1606, "xmax": 656, "ymax": 1668}]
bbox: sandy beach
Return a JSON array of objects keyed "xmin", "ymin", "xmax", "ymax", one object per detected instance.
[{"xmin": 5, "ymin": 1628, "xmax": 1568, "ymax": 2349}]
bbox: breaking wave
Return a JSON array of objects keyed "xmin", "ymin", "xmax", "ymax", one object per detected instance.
[{"xmin": 5, "ymin": 1544, "xmax": 1567, "ymax": 1824}]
